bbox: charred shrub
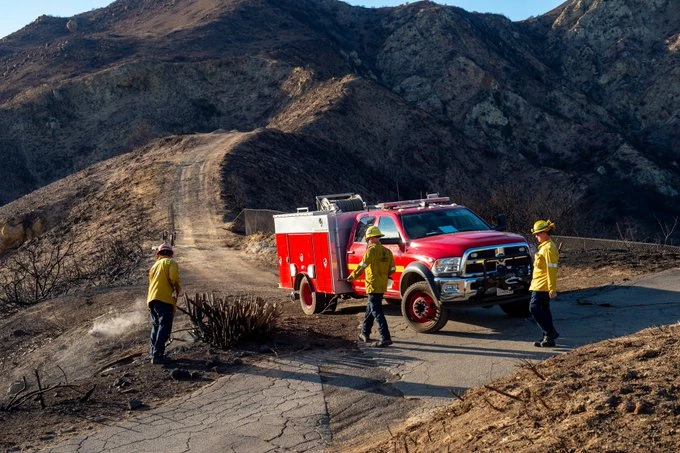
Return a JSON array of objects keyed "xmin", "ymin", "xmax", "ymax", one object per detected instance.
[{"xmin": 183, "ymin": 293, "xmax": 282, "ymax": 349}]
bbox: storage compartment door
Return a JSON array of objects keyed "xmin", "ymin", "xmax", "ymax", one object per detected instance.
[
  {"xmin": 275, "ymin": 233, "xmax": 293, "ymax": 289},
  {"xmin": 287, "ymin": 233, "xmax": 315, "ymax": 286},
  {"xmin": 312, "ymin": 232, "xmax": 332, "ymax": 293}
]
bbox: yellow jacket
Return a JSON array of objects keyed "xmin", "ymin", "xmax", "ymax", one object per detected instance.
[
  {"xmin": 529, "ymin": 239, "xmax": 559, "ymax": 292},
  {"xmin": 147, "ymin": 257, "xmax": 181, "ymax": 308},
  {"xmin": 350, "ymin": 243, "xmax": 395, "ymax": 294}
]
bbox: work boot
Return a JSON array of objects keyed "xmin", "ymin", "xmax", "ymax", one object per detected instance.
[
  {"xmin": 533, "ymin": 337, "xmax": 556, "ymax": 347},
  {"xmin": 151, "ymin": 355, "xmax": 167, "ymax": 365},
  {"xmin": 540, "ymin": 338, "xmax": 556, "ymax": 347},
  {"xmin": 533, "ymin": 330, "xmax": 559, "ymax": 347},
  {"xmin": 358, "ymin": 333, "xmax": 370, "ymax": 343}
]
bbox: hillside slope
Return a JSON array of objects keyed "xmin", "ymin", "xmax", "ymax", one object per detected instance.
[
  {"xmin": 0, "ymin": 0, "xmax": 678, "ymax": 238},
  {"xmin": 360, "ymin": 322, "xmax": 680, "ymax": 453}
]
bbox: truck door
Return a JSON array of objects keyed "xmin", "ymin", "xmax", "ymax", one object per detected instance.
[
  {"xmin": 376, "ymin": 215, "xmax": 404, "ymax": 299},
  {"xmin": 346, "ymin": 215, "xmax": 375, "ymax": 295}
]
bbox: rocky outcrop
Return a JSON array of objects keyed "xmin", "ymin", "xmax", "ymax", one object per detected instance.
[
  {"xmin": 542, "ymin": 0, "xmax": 680, "ymax": 155},
  {"xmin": 0, "ymin": 214, "xmax": 43, "ymax": 255}
]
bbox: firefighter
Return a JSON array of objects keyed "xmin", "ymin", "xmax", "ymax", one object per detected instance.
[
  {"xmin": 347, "ymin": 225, "xmax": 395, "ymax": 347},
  {"xmin": 147, "ymin": 243, "xmax": 182, "ymax": 364},
  {"xmin": 529, "ymin": 219, "xmax": 560, "ymax": 347}
]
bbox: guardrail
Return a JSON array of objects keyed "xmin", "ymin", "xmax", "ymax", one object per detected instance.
[
  {"xmin": 553, "ymin": 236, "xmax": 680, "ymax": 254},
  {"xmin": 243, "ymin": 209, "xmax": 283, "ymax": 235}
]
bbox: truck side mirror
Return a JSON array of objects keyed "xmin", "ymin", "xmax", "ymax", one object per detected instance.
[
  {"xmin": 381, "ymin": 237, "xmax": 403, "ymax": 246},
  {"xmin": 494, "ymin": 213, "xmax": 507, "ymax": 231}
]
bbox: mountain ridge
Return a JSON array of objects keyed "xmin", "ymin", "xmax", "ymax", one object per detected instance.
[{"xmin": 0, "ymin": 0, "xmax": 678, "ymax": 239}]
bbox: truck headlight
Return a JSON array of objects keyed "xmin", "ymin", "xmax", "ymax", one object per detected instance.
[{"xmin": 432, "ymin": 257, "xmax": 461, "ymax": 275}]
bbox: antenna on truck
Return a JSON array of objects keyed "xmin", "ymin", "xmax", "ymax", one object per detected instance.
[{"xmin": 316, "ymin": 193, "xmax": 365, "ymax": 212}]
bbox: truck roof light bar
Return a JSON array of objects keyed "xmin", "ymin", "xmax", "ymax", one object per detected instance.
[{"xmin": 377, "ymin": 196, "xmax": 451, "ymax": 210}]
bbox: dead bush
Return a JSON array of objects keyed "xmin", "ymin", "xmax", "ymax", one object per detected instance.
[
  {"xmin": 0, "ymin": 231, "xmax": 144, "ymax": 315},
  {"xmin": 461, "ymin": 179, "xmax": 585, "ymax": 236},
  {"xmin": 182, "ymin": 293, "xmax": 282, "ymax": 349},
  {"xmin": 0, "ymin": 237, "xmax": 79, "ymax": 311},
  {"xmin": 81, "ymin": 232, "xmax": 144, "ymax": 285}
]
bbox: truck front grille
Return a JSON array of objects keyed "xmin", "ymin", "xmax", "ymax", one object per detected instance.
[{"xmin": 462, "ymin": 245, "xmax": 531, "ymax": 277}]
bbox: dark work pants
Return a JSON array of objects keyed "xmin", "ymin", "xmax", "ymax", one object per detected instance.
[
  {"xmin": 363, "ymin": 293, "xmax": 391, "ymax": 341},
  {"xmin": 149, "ymin": 300, "xmax": 174, "ymax": 359},
  {"xmin": 529, "ymin": 291, "xmax": 557, "ymax": 339}
]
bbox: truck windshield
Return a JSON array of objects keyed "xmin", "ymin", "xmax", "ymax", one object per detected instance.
[{"xmin": 400, "ymin": 208, "xmax": 490, "ymax": 239}]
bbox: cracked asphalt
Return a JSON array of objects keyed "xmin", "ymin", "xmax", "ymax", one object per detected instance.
[
  {"xmin": 44, "ymin": 269, "xmax": 680, "ymax": 452},
  {"xmin": 47, "ymin": 352, "xmax": 332, "ymax": 452},
  {"xmin": 44, "ymin": 348, "xmax": 427, "ymax": 453}
]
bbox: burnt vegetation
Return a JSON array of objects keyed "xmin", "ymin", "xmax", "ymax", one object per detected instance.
[
  {"xmin": 0, "ymin": 232, "xmax": 143, "ymax": 315},
  {"xmin": 181, "ymin": 293, "xmax": 282, "ymax": 349}
]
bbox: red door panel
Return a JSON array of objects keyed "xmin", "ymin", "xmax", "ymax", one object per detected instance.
[
  {"xmin": 347, "ymin": 240, "xmax": 367, "ymax": 295},
  {"xmin": 275, "ymin": 234, "xmax": 292, "ymax": 289},
  {"xmin": 287, "ymin": 233, "xmax": 314, "ymax": 287},
  {"xmin": 312, "ymin": 232, "xmax": 332, "ymax": 293}
]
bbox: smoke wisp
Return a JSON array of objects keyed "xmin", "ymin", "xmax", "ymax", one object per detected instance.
[{"xmin": 89, "ymin": 298, "xmax": 147, "ymax": 338}]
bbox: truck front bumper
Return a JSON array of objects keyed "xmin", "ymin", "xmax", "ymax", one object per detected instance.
[{"xmin": 435, "ymin": 275, "xmax": 530, "ymax": 305}]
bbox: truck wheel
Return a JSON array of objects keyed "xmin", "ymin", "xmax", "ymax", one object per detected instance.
[
  {"xmin": 401, "ymin": 282, "xmax": 448, "ymax": 333},
  {"xmin": 499, "ymin": 299, "xmax": 531, "ymax": 317},
  {"xmin": 299, "ymin": 277, "xmax": 326, "ymax": 315}
]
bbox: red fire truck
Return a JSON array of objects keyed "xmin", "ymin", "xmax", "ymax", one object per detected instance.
[{"xmin": 274, "ymin": 193, "xmax": 533, "ymax": 333}]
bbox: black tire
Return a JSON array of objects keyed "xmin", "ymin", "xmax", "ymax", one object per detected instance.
[
  {"xmin": 299, "ymin": 276, "xmax": 326, "ymax": 315},
  {"xmin": 432, "ymin": 306, "xmax": 449, "ymax": 331},
  {"xmin": 499, "ymin": 299, "xmax": 531, "ymax": 318},
  {"xmin": 401, "ymin": 281, "xmax": 448, "ymax": 333}
]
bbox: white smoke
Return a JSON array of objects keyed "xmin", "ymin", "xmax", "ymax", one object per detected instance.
[{"xmin": 89, "ymin": 298, "xmax": 147, "ymax": 338}]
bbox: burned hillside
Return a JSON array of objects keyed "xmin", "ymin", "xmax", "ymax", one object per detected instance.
[{"xmin": 0, "ymin": 0, "xmax": 678, "ymax": 238}]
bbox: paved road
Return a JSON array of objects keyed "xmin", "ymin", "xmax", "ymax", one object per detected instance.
[
  {"xmin": 46, "ymin": 269, "xmax": 680, "ymax": 452},
  {"xmin": 362, "ymin": 268, "xmax": 680, "ymax": 405}
]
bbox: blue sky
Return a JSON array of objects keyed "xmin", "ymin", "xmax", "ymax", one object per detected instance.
[{"xmin": 0, "ymin": 1, "xmax": 565, "ymax": 39}]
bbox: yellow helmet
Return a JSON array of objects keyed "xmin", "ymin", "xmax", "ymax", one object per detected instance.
[
  {"xmin": 531, "ymin": 219, "xmax": 555, "ymax": 234},
  {"xmin": 365, "ymin": 225, "xmax": 385, "ymax": 239}
]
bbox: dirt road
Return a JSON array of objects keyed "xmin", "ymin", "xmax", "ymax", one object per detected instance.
[{"xmin": 167, "ymin": 131, "xmax": 279, "ymax": 294}]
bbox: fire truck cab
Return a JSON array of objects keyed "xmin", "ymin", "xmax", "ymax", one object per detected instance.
[{"xmin": 274, "ymin": 193, "xmax": 533, "ymax": 333}]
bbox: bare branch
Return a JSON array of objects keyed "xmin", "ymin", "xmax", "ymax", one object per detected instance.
[
  {"xmin": 34, "ymin": 369, "xmax": 45, "ymax": 409},
  {"xmin": 482, "ymin": 396, "xmax": 504, "ymax": 412},
  {"xmin": 518, "ymin": 358, "xmax": 547, "ymax": 380},
  {"xmin": 484, "ymin": 384, "xmax": 523, "ymax": 401},
  {"xmin": 656, "ymin": 216, "xmax": 679, "ymax": 245},
  {"xmin": 3, "ymin": 382, "xmax": 81, "ymax": 411},
  {"xmin": 80, "ymin": 384, "xmax": 97, "ymax": 403}
]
